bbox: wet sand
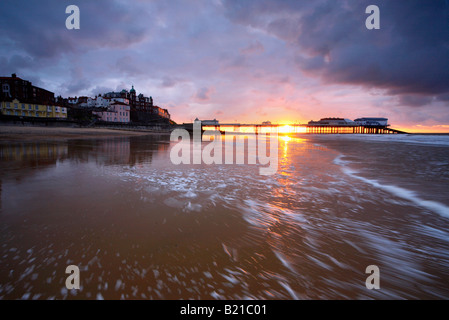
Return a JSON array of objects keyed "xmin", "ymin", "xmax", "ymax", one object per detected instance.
[
  {"xmin": 0, "ymin": 134, "xmax": 448, "ymax": 299},
  {"xmin": 0, "ymin": 125, "xmax": 169, "ymax": 141}
]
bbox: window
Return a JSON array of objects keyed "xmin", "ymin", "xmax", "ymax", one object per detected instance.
[
  {"xmin": 28, "ymin": 104, "xmax": 32, "ymax": 110},
  {"xmin": 36, "ymin": 112, "xmax": 39, "ymax": 117},
  {"xmin": 22, "ymin": 104, "xmax": 25, "ymax": 109},
  {"xmin": 35, "ymin": 105, "xmax": 39, "ymax": 110},
  {"xmin": 14, "ymin": 111, "xmax": 18, "ymax": 116},
  {"xmin": 22, "ymin": 111, "xmax": 26, "ymax": 116}
]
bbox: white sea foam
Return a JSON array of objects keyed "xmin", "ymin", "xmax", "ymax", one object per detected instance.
[
  {"xmin": 334, "ymin": 155, "xmax": 449, "ymax": 219},
  {"xmin": 273, "ymin": 250, "xmax": 297, "ymax": 274},
  {"xmin": 219, "ymin": 272, "xmax": 240, "ymax": 285},
  {"xmin": 278, "ymin": 281, "xmax": 299, "ymax": 299},
  {"xmin": 115, "ymin": 279, "xmax": 122, "ymax": 291},
  {"xmin": 323, "ymin": 134, "xmax": 449, "ymax": 147}
]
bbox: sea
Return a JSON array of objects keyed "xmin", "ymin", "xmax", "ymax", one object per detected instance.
[{"xmin": 0, "ymin": 133, "xmax": 448, "ymax": 299}]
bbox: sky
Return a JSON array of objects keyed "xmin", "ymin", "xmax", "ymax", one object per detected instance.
[{"xmin": 1, "ymin": 0, "xmax": 449, "ymax": 132}]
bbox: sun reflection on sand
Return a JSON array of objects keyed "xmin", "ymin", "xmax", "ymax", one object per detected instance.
[{"xmin": 281, "ymin": 136, "xmax": 291, "ymax": 159}]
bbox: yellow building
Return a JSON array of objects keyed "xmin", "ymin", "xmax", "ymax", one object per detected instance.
[{"xmin": 0, "ymin": 99, "xmax": 67, "ymax": 119}]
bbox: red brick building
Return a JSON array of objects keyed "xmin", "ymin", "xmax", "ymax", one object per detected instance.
[{"xmin": 0, "ymin": 74, "xmax": 55, "ymax": 105}]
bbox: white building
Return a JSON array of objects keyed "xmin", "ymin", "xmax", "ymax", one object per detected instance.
[
  {"xmin": 67, "ymin": 97, "xmax": 79, "ymax": 104},
  {"xmin": 354, "ymin": 117, "xmax": 388, "ymax": 126},
  {"xmin": 308, "ymin": 118, "xmax": 355, "ymax": 126},
  {"xmin": 93, "ymin": 102, "xmax": 130, "ymax": 123}
]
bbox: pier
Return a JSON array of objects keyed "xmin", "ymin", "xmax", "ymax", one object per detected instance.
[
  {"xmin": 304, "ymin": 125, "xmax": 407, "ymax": 134},
  {"xmin": 180, "ymin": 123, "xmax": 408, "ymax": 134}
]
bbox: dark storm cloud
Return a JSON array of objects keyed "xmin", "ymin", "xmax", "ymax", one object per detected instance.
[
  {"xmin": 0, "ymin": 0, "xmax": 149, "ymax": 60},
  {"xmin": 436, "ymin": 93, "xmax": 449, "ymax": 102},
  {"xmin": 397, "ymin": 95, "xmax": 434, "ymax": 107},
  {"xmin": 1, "ymin": 0, "xmax": 448, "ymax": 127},
  {"xmin": 223, "ymin": 0, "xmax": 449, "ymax": 105},
  {"xmin": 66, "ymin": 78, "xmax": 91, "ymax": 93},
  {"xmin": 90, "ymin": 85, "xmax": 114, "ymax": 97}
]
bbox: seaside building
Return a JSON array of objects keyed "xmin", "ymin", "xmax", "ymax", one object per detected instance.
[
  {"xmin": 0, "ymin": 74, "xmax": 66, "ymax": 119},
  {"xmin": 0, "ymin": 98, "xmax": 67, "ymax": 119},
  {"xmin": 67, "ymin": 97, "xmax": 79, "ymax": 104},
  {"xmin": 92, "ymin": 102, "xmax": 130, "ymax": 123},
  {"xmin": 308, "ymin": 118, "xmax": 355, "ymax": 126},
  {"xmin": 67, "ymin": 96, "xmax": 89, "ymax": 105},
  {"xmin": 104, "ymin": 86, "xmax": 170, "ymax": 123},
  {"xmin": 67, "ymin": 95, "xmax": 111, "ymax": 108},
  {"xmin": 0, "ymin": 74, "xmax": 55, "ymax": 105},
  {"xmin": 354, "ymin": 117, "xmax": 388, "ymax": 126},
  {"xmin": 84, "ymin": 95, "xmax": 110, "ymax": 108},
  {"xmin": 1, "ymin": 75, "xmax": 170, "ymax": 124}
]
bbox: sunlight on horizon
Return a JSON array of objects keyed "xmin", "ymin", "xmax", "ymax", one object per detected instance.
[{"xmin": 203, "ymin": 124, "xmax": 308, "ymax": 134}]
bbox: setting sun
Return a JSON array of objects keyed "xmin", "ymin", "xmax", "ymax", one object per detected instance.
[{"xmin": 278, "ymin": 125, "xmax": 292, "ymax": 134}]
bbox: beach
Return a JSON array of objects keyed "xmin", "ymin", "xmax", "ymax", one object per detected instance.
[
  {"xmin": 0, "ymin": 133, "xmax": 448, "ymax": 299},
  {"xmin": 0, "ymin": 125, "xmax": 168, "ymax": 141}
]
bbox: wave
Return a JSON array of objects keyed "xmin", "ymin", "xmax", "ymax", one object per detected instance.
[
  {"xmin": 333, "ymin": 155, "xmax": 449, "ymax": 219},
  {"xmin": 321, "ymin": 134, "xmax": 449, "ymax": 147}
]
